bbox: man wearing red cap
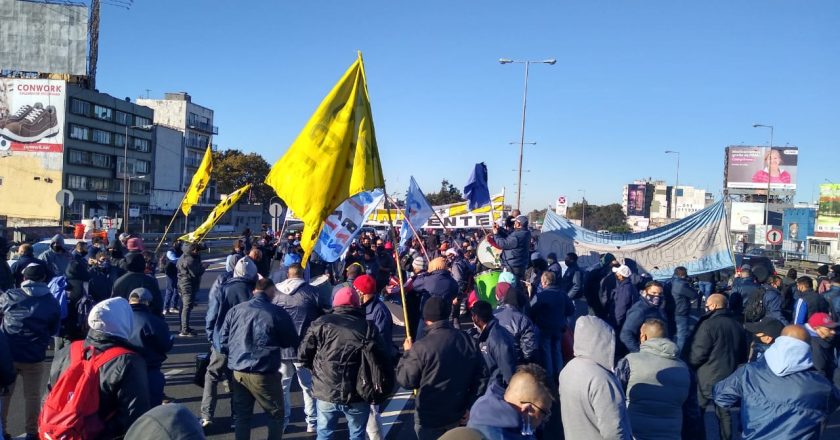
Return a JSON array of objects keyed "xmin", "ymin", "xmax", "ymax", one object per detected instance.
[{"xmin": 805, "ymin": 312, "xmax": 840, "ymax": 386}]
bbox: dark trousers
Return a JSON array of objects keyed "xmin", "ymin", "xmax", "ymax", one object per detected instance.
[
  {"xmin": 164, "ymin": 276, "xmax": 180, "ymax": 310},
  {"xmin": 201, "ymin": 349, "xmax": 231, "ymax": 420},
  {"xmin": 180, "ymin": 288, "xmax": 195, "ymax": 332},
  {"xmin": 414, "ymin": 416, "xmax": 458, "ymax": 440},
  {"xmin": 148, "ymin": 368, "xmax": 166, "ymax": 407},
  {"xmin": 509, "ymin": 266, "xmax": 526, "ymax": 283},
  {"xmin": 232, "ymin": 371, "xmax": 285, "ymax": 440},
  {"xmin": 715, "ymin": 404, "xmax": 733, "ymax": 440}
]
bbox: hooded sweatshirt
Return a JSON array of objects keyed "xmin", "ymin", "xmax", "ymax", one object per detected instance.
[
  {"xmin": 0, "ymin": 279, "xmax": 61, "ymax": 363},
  {"xmin": 273, "ymin": 277, "xmax": 321, "ymax": 360},
  {"xmin": 467, "ymin": 382, "xmax": 527, "ymax": 439},
  {"xmin": 112, "ymin": 253, "xmax": 163, "ymax": 315},
  {"xmin": 124, "ymin": 403, "xmax": 205, "ymax": 440},
  {"xmin": 558, "ymin": 316, "xmax": 632, "ymax": 440},
  {"xmin": 39, "ymin": 234, "xmax": 71, "ymax": 279}
]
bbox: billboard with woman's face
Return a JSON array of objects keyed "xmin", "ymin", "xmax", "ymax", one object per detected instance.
[{"xmin": 725, "ymin": 146, "xmax": 798, "ymax": 190}]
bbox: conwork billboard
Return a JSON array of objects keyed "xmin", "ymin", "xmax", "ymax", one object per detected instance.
[
  {"xmin": 0, "ymin": 0, "xmax": 89, "ymax": 76},
  {"xmin": 816, "ymin": 183, "xmax": 840, "ymax": 233},
  {"xmin": 730, "ymin": 202, "xmax": 765, "ymax": 232},
  {"xmin": 726, "ymin": 146, "xmax": 798, "ymax": 190},
  {"xmin": 627, "ymin": 184, "xmax": 648, "ymax": 217},
  {"xmin": 0, "ymin": 78, "xmax": 66, "ymax": 224}
]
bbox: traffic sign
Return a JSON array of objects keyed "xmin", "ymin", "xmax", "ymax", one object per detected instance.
[
  {"xmin": 766, "ymin": 228, "xmax": 783, "ymax": 245},
  {"xmin": 269, "ymin": 202, "xmax": 284, "ymax": 217},
  {"xmin": 55, "ymin": 189, "xmax": 74, "ymax": 207}
]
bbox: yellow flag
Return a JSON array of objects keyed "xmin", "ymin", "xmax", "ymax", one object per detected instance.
[
  {"xmin": 180, "ymin": 184, "xmax": 251, "ymax": 243},
  {"xmin": 265, "ymin": 53, "xmax": 384, "ymax": 266},
  {"xmin": 181, "ymin": 144, "xmax": 213, "ymax": 216}
]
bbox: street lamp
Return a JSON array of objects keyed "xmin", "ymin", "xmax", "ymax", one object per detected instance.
[
  {"xmin": 577, "ymin": 189, "xmax": 586, "ymax": 227},
  {"xmin": 125, "ymin": 174, "xmax": 147, "ymax": 233},
  {"xmin": 123, "ymin": 124, "xmax": 153, "ymax": 231},
  {"xmin": 665, "ymin": 150, "xmax": 680, "ymax": 219},
  {"xmin": 499, "ymin": 57, "xmax": 556, "ymax": 211},
  {"xmin": 752, "ymin": 123, "xmax": 774, "ymax": 227}
]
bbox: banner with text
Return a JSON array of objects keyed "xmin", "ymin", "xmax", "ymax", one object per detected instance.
[
  {"xmin": 314, "ymin": 189, "xmax": 385, "ymax": 262},
  {"xmin": 366, "ymin": 193, "xmax": 505, "ymax": 229},
  {"xmin": 538, "ymin": 200, "xmax": 733, "ymax": 280}
]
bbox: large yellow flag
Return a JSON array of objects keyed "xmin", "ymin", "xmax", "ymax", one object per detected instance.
[
  {"xmin": 265, "ymin": 53, "xmax": 384, "ymax": 266},
  {"xmin": 181, "ymin": 144, "xmax": 213, "ymax": 216},
  {"xmin": 180, "ymin": 184, "xmax": 251, "ymax": 243}
]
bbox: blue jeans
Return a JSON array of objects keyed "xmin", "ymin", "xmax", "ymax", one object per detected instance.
[
  {"xmin": 675, "ymin": 315, "xmax": 692, "ymax": 355},
  {"xmin": 316, "ymin": 401, "xmax": 370, "ymax": 440},
  {"xmin": 164, "ymin": 276, "xmax": 180, "ymax": 309},
  {"xmin": 540, "ymin": 335, "xmax": 564, "ymax": 384},
  {"xmin": 279, "ymin": 361, "xmax": 316, "ymax": 429},
  {"xmin": 698, "ymin": 281, "xmax": 713, "ymax": 301}
]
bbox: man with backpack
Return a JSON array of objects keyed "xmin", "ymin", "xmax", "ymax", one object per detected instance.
[
  {"xmin": 41, "ymin": 297, "xmax": 150, "ymax": 440},
  {"xmin": 0, "ymin": 263, "xmax": 61, "ymax": 440},
  {"xmin": 129, "ymin": 288, "xmax": 174, "ymax": 407}
]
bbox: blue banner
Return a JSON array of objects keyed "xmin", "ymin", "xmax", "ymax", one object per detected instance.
[
  {"xmin": 314, "ymin": 189, "xmax": 385, "ymax": 262},
  {"xmin": 399, "ymin": 177, "xmax": 434, "ymax": 251},
  {"xmin": 537, "ymin": 200, "xmax": 734, "ymax": 280}
]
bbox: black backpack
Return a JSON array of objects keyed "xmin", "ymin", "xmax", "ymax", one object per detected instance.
[
  {"xmin": 355, "ymin": 322, "xmax": 395, "ymax": 405},
  {"xmin": 743, "ymin": 287, "xmax": 767, "ymax": 323}
]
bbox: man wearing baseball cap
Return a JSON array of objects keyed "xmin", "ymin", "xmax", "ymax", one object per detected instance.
[
  {"xmin": 744, "ymin": 316, "xmax": 785, "ymax": 361},
  {"xmin": 488, "ymin": 215, "xmax": 531, "ymax": 282},
  {"xmin": 805, "ymin": 312, "xmax": 840, "ymax": 386}
]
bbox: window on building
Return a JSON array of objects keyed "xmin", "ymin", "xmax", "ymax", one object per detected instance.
[
  {"xmin": 117, "ymin": 157, "xmax": 135, "ymax": 175},
  {"xmin": 114, "ymin": 133, "xmax": 126, "ymax": 147},
  {"xmin": 133, "ymin": 138, "xmax": 150, "ymax": 152},
  {"xmin": 94, "ymin": 105, "xmax": 112, "ymax": 121},
  {"xmin": 70, "ymin": 99, "xmax": 90, "ymax": 116},
  {"xmin": 67, "ymin": 175, "xmax": 87, "ymax": 190},
  {"xmin": 91, "ymin": 152, "xmax": 111, "ymax": 168},
  {"xmin": 135, "ymin": 116, "xmax": 151, "ymax": 127},
  {"xmin": 135, "ymin": 160, "xmax": 150, "ymax": 173},
  {"xmin": 115, "ymin": 111, "xmax": 131, "ymax": 125},
  {"xmin": 69, "ymin": 125, "xmax": 89, "ymax": 141},
  {"xmin": 130, "ymin": 180, "xmax": 149, "ymax": 195},
  {"xmin": 92, "ymin": 129, "xmax": 111, "ymax": 145}
]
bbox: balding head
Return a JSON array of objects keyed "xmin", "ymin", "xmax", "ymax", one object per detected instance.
[
  {"xmin": 503, "ymin": 364, "xmax": 554, "ymax": 426},
  {"xmin": 641, "ymin": 318, "xmax": 668, "ymax": 341},
  {"xmin": 781, "ymin": 324, "xmax": 810, "ymax": 343},
  {"xmin": 706, "ymin": 293, "xmax": 727, "ymax": 311}
]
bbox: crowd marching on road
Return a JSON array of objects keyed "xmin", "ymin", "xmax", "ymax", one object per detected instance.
[{"xmin": 2, "ymin": 215, "xmax": 840, "ymax": 440}]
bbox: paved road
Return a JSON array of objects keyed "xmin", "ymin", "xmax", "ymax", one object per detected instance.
[{"xmin": 5, "ymin": 261, "xmax": 840, "ymax": 439}]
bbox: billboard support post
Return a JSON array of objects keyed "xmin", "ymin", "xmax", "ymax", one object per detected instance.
[{"xmin": 752, "ymin": 124, "xmax": 774, "ymax": 226}]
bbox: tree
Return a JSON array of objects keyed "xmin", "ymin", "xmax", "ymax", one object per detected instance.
[
  {"xmin": 425, "ymin": 179, "xmax": 465, "ymax": 206},
  {"xmin": 527, "ymin": 208, "xmax": 548, "ymax": 225},
  {"xmin": 567, "ymin": 201, "xmax": 629, "ymax": 232},
  {"xmin": 212, "ymin": 149, "xmax": 273, "ymax": 207}
]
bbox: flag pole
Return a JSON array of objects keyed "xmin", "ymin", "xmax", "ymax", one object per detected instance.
[
  {"xmin": 154, "ymin": 198, "xmax": 185, "ymax": 255},
  {"xmin": 383, "ymin": 190, "xmax": 412, "ymax": 341},
  {"xmin": 386, "ymin": 194, "xmax": 430, "ymax": 261}
]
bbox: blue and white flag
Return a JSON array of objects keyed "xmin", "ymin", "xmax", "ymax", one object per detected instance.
[
  {"xmin": 314, "ymin": 189, "xmax": 385, "ymax": 262},
  {"xmin": 464, "ymin": 162, "xmax": 491, "ymax": 211},
  {"xmin": 537, "ymin": 200, "xmax": 734, "ymax": 280},
  {"xmin": 399, "ymin": 177, "xmax": 434, "ymax": 251}
]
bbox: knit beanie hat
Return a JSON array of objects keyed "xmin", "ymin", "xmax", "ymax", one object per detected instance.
[
  {"xmin": 423, "ymin": 296, "xmax": 451, "ymax": 322},
  {"xmin": 333, "ymin": 287, "xmax": 360, "ymax": 308}
]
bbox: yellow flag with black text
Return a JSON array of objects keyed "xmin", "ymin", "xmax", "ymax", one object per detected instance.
[
  {"xmin": 264, "ymin": 52, "xmax": 384, "ymax": 266},
  {"xmin": 180, "ymin": 184, "xmax": 251, "ymax": 243},
  {"xmin": 181, "ymin": 144, "xmax": 213, "ymax": 216}
]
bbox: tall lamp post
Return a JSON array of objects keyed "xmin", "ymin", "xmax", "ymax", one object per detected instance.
[
  {"xmin": 122, "ymin": 123, "xmax": 153, "ymax": 232},
  {"xmin": 665, "ymin": 150, "xmax": 680, "ymax": 219},
  {"xmin": 499, "ymin": 57, "xmax": 556, "ymax": 211},
  {"xmin": 125, "ymin": 174, "xmax": 147, "ymax": 234},
  {"xmin": 577, "ymin": 189, "xmax": 586, "ymax": 227},
  {"xmin": 752, "ymin": 123, "xmax": 774, "ymax": 228}
]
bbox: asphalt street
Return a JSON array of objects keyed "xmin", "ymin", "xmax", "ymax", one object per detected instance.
[{"xmin": 4, "ymin": 260, "xmax": 840, "ymax": 439}]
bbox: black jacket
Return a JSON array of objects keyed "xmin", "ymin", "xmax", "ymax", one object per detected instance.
[
  {"xmin": 686, "ymin": 309, "xmax": 749, "ymax": 403},
  {"xmin": 494, "ymin": 304, "xmax": 540, "ymax": 364},
  {"xmin": 62, "ymin": 259, "xmax": 91, "ymax": 341},
  {"xmin": 474, "ymin": 319, "xmax": 516, "ymax": 386},
  {"xmin": 396, "ymin": 320, "xmax": 487, "ymax": 429},
  {"xmin": 87, "ymin": 265, "xmax": 115, "ymax": 303},
  {"xmin": 529, "ymin": 286, "xmax": 574, "ymax": 338},
  {"xmin": 0, "ymin": 258, "xmax": 12, "ymax": 291},
  {"xmin": 670, "ymin": 276, "xmax": 698, "ymax": 317},
  {"xmin": 177, "ymin": 252, "xmax": 206, "ymax": 296},
  {"xmin": 9, "ymin": 254, "xmax": 51, "ymax": 287},
  {"xmin": 129, "ymin": 303, "xmax": 174, "ymax": 370},
  {"xmin": 48, "ymin": 331, "xmax": 151, "ymax": 439},
  {"xmin": 299, "ymin": 306, "xmax": 389, "ymax": 405},
  {"xmin": 619, "ymin": 297, "xmax": 667, "ymax": 354},
  {"xmin": 0, "ymin": 331, "xmax": 15, "ymax": 388},
  {"xmin": 112, "ymin": 253, "xmax": 163, "ymax": 315}
]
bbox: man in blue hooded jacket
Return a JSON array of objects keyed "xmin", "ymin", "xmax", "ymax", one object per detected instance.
[
  {"xmin": 468, "ymin": 364, "xmax": 554, "ymax": 439},
  {"xmin": 714, "ymin": 324, "xmax": 840, "ymax": 440}
]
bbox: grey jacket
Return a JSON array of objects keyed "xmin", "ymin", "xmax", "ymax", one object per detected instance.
[
  {"xmin": 615, "ymin": 338, "xmax": 692, "ymax": 440},
  {"xmin": 558, "ymin": 316, "xmax": 632, "ymax": 440}
]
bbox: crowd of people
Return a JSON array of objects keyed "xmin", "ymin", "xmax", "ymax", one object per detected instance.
[{"xmin": 1, "ymin": 215, "xmax": 840, "ymax": 440}]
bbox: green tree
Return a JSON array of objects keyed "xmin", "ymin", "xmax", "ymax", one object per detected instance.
[
  {"xmin": 527, "ymin": 208, "xmax": 548, "ymax": 225},
  {"xmin": 212, "ymin": 149, "xmax": 273, "ymax": 206},
  {"xmin": 425, "ymin": 179, "xmax": 465, "ymax": 205},
  {"xmin": 567, "ymin": 201, "xmax": 629, "ymax": 232}
]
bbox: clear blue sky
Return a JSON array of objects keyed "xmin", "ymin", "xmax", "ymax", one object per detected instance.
[{"xmin": 96, "ymin": 0, "xmax": 840, "ymax": 212}]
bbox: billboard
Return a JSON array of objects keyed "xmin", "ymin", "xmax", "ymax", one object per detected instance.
[
  {"xmin": 627, "ymin": 184, "xmax": 648, "ymax": 217},
  {"xmin": 730, "ymin": 202, "xmax": 765, "ymax": 232},
  {"xmin": 783, "ymin": 208, "xmax": 816, "ymax": 254},
  {"xmin": 0, "ymin": 78, "xmax": 65, "ymax": 223},
  {"xmin": 816, "ymin": 183, "xmax": 840, "ymax": 233},
  {"xmin": 726, "ymin": 146, "xmax": 798, "ymax": 190},
  {"xmin": 0, "ymin": 0, "xmax": 89, "ymax": 76}
]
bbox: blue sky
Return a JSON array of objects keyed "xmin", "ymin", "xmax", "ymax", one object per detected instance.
[{"xmin": 96, "ymin": 1, "xmax": 839, "ymax": 211}]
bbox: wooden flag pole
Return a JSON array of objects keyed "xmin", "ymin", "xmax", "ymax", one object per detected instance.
[
  {"xmin": 154, "ymin": 198, "xmax": 185, "ymax": 255},
  {"xmin": 386, "ymin": 194, "xmax": 430, "ymax": 262},
  {"xmin": 383, "ymin": 191, "xmax": 412, "ymax": 341}
]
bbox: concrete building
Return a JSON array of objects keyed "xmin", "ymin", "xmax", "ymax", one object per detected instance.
[{"xmin": 623, "ymin": 180, "xmax": 712, "ymax": 230}]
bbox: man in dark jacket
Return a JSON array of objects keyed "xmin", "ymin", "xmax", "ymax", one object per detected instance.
[
  {"xmin": 9, "ymin": 243, "xmax": 50, "ymax": 287},
  {"xmin": 494, "ymin": 287, "xmax": 539, "ymax": 365},
  {"xmin": 177, "ymin": 243, "xmax": 208, "ymax": 336},
  {"xmin": 355, "ymin": 274, "xmax": 394, "ymax": 440},
  {"xmin": 128, "ymin": 288, "xmax": 174, "ymax": 407},
  {"xmin": 112, "ymin": 252, "xmax": 163, "ymax": 316},
  {"xmin": 670, "ymin": 267, "xmax": 699, "ymax": 353},
  {"xmin": 0, "ymin": 263, "xmax": 61, "ymax": 438},
  {"xmin": 793, "ymin": 276, "xmax": 830, "ymax": 325},
  {"xmin": 804, "ymin": 312, "xmax": 840, "ymax": 387},
  {"xmin": 272, "ymin": 263, "xmax": 322, "ymax": 433},
  {"xmin": 471, "ymin": 301, "xmax": 517, "ymax": 387},
  {"xmin": 201, "ymin": 257, "xmax": 257, "ymax": 427},
  {"xmin": 687, "ymin": 293, "xmax": 749, "ymax": 440},
  {"xmin": 38, "ymin": 234, "xmax": 71, "ymax": 279},
  {"xmin": 0, "ymin": 331, "xmax": 15, "ymax": 438},
  {"xmin": 411, "ymin": 257, "xmax": 459, "ymax": 338},
  {"xmin": 696, "ymin": 270, "xmax": 719, "ymax": 305},
  {"xmin": 529, "ymin": 271, "xmax": 574, "ymax": 383},
  {"xmin": 729, "ymin": 265, "xmax": 761, "ymax": 319},
  {"xmin": 0, "ymin": 238, "xmax": 12, "ymax": 291},
  {"xmin": 608, "ymin": 264, "xmax": 639, "ymax": 332},
  {"xmin": 46, "ymin": 297, "xmax": 151, "ymax": 439},
  {"xmin": 221, "ymin": 278, "xmax": 298, "ymax": 440},
  {"xmin": 760, "ymin": 275, "xmax": 786, "ymax": 323},
  {"xmin": 546, "ymin": 252, "xmax": 563, "ymax": 279},
  {"xmin": 397, "ymin": 297, "xmax": 487, "ymax": 440},
  {"xmin": 714, "ymin": 325, "xmax": 840, "ymax": 440},
  {"xmin": 61, "ymin": 258, "xmax": 91, "ymax": 344},
  {"xmin": 162, "ymin": 243, "xmax": 184, "ymax": 315},
  {"xmin": 620, "ymin": 280, "xmax": 667, "ymax": 355},
  {"xmin": 489, "ymin": 215, "xmax": 531, "ymax": 281},
  {"xmin": 561, "ymin": 252, "xmax": 586, "ymax": 320},
  {"xmin": 299, "ymin": 287, "xmax": 390, "ymax": 440}
]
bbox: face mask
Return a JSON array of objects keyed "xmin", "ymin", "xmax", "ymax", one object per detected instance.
[
  {"xmin": 564, "ymin": 259, "xmax": 573, "ymax": 266},
  {"xmin": 645, "ymin": 294, "xmax": 662, "ymax": 306}
]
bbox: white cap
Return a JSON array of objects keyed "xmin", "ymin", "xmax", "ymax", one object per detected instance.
[{"xmin": 612, "ymin": 264, "xmax": 632, "ymax": 278}]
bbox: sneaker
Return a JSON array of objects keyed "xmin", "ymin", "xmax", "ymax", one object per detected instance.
[
  {"xmin": 199, "ymin": 418, "xmax": 212, "ymax": 428},
  {"xmin": 179, "ymin": 330, "xmax": 196, "ymax": 337},
  {"xmin": 2, "ymin": 104, "xmax": 59, "ymax": 143},
  {"xmin": 161, "ymin": 309, "xmax": 168, "ymax": 315},
  {"xmin": 0, "ymin": 103, "xmax": 36, "ymax": 129},
  {"xmin": 307, "ymin": 425, "xmax": 316, "ymax": 433}
]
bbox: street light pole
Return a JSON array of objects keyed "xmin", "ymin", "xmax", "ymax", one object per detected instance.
[
  {"xmin": 123, "ymin": 124, "xmax": 153, "ymax": 233},
  {"xmin": 665, "ymin": 150, "xmax": 680, "ymax": 219},
  {"xmin": 752, "ymin": 123, "xmax": 774, "ymax": 228},
  {"xmin": 500, "ymin": 57, "xmax": 555, "ymax": 211},
  {"xmin": 578, "ymin": 189, "xmax": 586, "ymax": 227}
]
